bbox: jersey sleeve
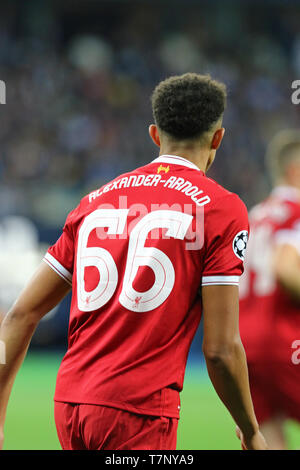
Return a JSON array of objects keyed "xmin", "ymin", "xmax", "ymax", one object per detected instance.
[
  {"xmin": 202, "ymin": 193, "xmax": 249, "ymax": 287},
  {"xmin": 43, "ymin": 206, "xmax": 78, "ymax": 286}
]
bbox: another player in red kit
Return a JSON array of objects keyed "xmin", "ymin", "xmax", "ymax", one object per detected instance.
[
  {"xmin": 239, "ymin": 130, "xmax": 300, "ymax": 449},
  {"xmin": 0, "ymin": 73, "xmax": 267, "ymax": 450}
]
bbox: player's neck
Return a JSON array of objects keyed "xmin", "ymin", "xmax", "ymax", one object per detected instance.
[{"xmin": 159, "ymin": 146, "xmax": 211, "ymax": 173}]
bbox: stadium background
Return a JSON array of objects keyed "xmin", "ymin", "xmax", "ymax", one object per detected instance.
[{"xmin": 1, "ymin": 0, "xmax": 300, "ymax": 449}]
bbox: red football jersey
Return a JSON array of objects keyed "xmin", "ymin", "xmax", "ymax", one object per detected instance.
[
  {"xmin": 239, "ymin": 185, "xmax": 300, "ymax": 364},
  {"xmin": 44, "ymin": 154, "xmax": 249, "ymax": 418}
]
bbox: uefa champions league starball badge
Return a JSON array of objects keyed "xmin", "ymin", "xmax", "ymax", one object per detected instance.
[{"xmin": 232, "ymin": 230, "xmax": 248, "ymax": 261}]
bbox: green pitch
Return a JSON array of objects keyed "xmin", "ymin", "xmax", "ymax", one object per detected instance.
[{"xmin": 3, "ymin": 352, "xmax": 300, "ymax": 450}]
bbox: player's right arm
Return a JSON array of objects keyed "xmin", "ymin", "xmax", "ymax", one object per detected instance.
[
  {"xmin": 202, "ymin": 284, "xmax": 267, "ymax": 450},
  {"xmin": 0, "ymin": 205, "xmax": 77, "ymax": 450},
  {"xmin": 0, "ymin": 263, "xmax": 71, "ymax": 449}
]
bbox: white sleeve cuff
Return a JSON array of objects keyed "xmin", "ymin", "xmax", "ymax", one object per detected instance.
[
  {"xmin": 202, "ymin": 275, "xmax": 239, "ymax": 286},
  {"xmin": 43, "ymin": 252, "xmax": 72, "ymax": 286}
]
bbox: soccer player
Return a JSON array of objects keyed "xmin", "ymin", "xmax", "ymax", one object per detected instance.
[
  {"xmin": 0, "ymin": 73, "xmax": 267, "ymax": 450},
  {"xmin": 239, "ymin": 130, "xmax": 300, "ymax": 449}
]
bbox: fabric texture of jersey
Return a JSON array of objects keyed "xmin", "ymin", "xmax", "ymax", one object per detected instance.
[
  {"xmin": 239, "ymin": 185, "xmax": 300, "ymax": 364},
  {"xmin": 44, "ymin": 154, "xmax": 249, "ymax": 418}
]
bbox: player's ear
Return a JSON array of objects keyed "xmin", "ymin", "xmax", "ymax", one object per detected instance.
[
  {"xmin": 211, "ymin": 128, "xmax": 225, "ymax": 150},
  {"xmin": 149, "ymin": 124, "xmax": 161, "ymax": 147}
]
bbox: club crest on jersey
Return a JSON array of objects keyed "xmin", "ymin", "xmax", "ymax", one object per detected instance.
[
  {"xmin": 233, "ymin": 230, "xmax": 248, "ymax": 261},
  {"xmin": 133, "ymin": 296, "xmax": 142, "ymax": 308},
  {"xmin": 157, "ymin": 164, "xmax": 170, "ymax": 174}
]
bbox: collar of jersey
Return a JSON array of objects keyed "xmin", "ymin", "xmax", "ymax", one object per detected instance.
[
  {"xmin": 271, "ymin": 185, "xmax": 300, "ymax": 202},
  {"xmin": 151, "ymin": 154, "xmax": 202, "ymax": 171}
]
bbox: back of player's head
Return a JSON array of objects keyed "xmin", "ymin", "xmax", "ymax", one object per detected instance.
[
  {"xmin": 151, "ymin": 73, "xmax": 227, "ymax": 142},
  {"xmin": 266, "ymin": 129, "xmax": 300, "ymax": 183}
]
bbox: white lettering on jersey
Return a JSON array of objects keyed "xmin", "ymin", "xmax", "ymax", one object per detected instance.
[{"xmin": 88, "ymin": 175, "xmax": 210, "ymax": 207}]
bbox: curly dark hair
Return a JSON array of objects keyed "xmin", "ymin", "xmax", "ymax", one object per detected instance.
[{"xmin": 151, "ymin": 73, "xmax": 227, "ymax": 140}]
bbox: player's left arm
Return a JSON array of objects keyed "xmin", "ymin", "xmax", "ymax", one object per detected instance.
[
  {"xmin": 201, "ymin": 193, "xmax": 267, "ymax": 449},
  {"xmin": 0, "ymin": 262, "xmax": 71, "ymax": 449}
]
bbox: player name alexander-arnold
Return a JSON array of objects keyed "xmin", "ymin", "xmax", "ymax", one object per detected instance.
[{"xmin": 89, "ymin": 173, "xmax": 211, "ymax": 207}]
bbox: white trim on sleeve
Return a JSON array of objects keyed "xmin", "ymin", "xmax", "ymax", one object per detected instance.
[
  {"xmin": 202, "ymin": 275, "xmax": 240, "ymax": 286},
  {"xmin": 43, "ymin": 252, "xmax": 73, "ymax": 286}
]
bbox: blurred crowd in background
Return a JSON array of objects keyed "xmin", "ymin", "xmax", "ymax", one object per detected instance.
[{"xmin": 0, "ymin": 0, "xmax": 300, "ymax": 346}]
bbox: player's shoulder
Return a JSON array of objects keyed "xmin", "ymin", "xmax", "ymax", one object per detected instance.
[
  {"xmin": 249, "ymin": 190, "xmax": 300, "ymax": 226},
  {"xmin": 279, "ymin": 199, "xmax": 300, "ymax": 232},
  {"xmin": 248, "ymin": 199, "xmax": 269, "ymax": 221},
  {"xmin": 285, "ymin": 198, "xmax": 300, "ymax": 218},
  {"xmin": 203, "ymin": 174, "xmax": 248, "ymax": 214}
]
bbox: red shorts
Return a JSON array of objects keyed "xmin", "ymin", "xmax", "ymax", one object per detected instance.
[
  {"xmin": 248, "ymin": 361, "xmax": 300, "ymax": 424},
  {"xmin": 54, "ymin": 402, "xmax": 178, "ymax": 450}
]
